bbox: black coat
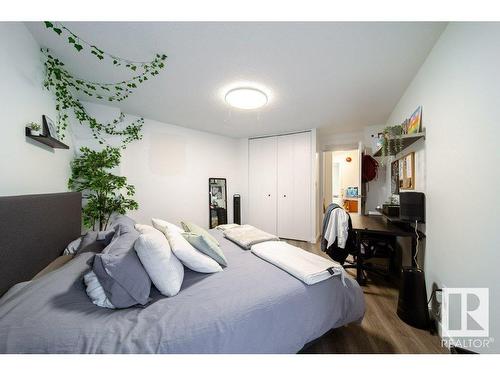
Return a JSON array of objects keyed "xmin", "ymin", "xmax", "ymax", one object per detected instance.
[{"xmin": 321, "ymin": 206, "xmax": 356, "ymax": 264}]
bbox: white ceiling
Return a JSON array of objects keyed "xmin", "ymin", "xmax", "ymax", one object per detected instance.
[{"xmin": 26, "ymin": 22, "xmax": 445, "ymax": 138}]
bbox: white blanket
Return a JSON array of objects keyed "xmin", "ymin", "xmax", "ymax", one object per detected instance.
[
  {"xmin": 223, "ymin": 224, "xmax": 279, "ymax": 249},
  {"xmin": 251, "ymin": 241, "xmax": 346, "ymax": 286}
]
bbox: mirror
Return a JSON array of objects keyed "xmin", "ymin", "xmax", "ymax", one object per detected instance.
[{"xmin": 209, "ymin": 178, "xmax": 227, "ymax": 228}]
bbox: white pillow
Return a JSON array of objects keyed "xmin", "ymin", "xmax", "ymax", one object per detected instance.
[
  {"xmin": 134, "ymin": 227, "xmax": 184, "ymax": 297},
  {"xmin": 152, "ymin": 218, "xmax": 184, "ymax": 234},
  {"xmin": 165, "ymin": 228, "xmax": 222, "ymax": 273},
  {"xmin": 63, "ymin": 236, "xmax": 82, "ymax": 255},
  {"xmin": 83, "ymin": 271, "xmax": 116, "ymax": 309},
  {"xmin": 135, "ymin": 223, "xmax": 157, "ymax": 233}
]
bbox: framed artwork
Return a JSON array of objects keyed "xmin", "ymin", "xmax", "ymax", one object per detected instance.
[
  {"xmin": 42, "ymin": 115, "xmax": 58, "ymax": 139},
  {"xmin": 407, "ymin": 106, "xmax": 422, "ymax": 134},
  {"xmin": 400, "ymin": 152, "xmax": 415, "ymax": 190},
  {"xmin": 391, "ymin": 160, "xmax": 399, "ymax": 195}
]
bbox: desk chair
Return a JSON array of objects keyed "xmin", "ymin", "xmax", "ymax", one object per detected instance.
[
  {"xmin": 342, "ymin": 232, "xmax": 397, "ymax": 284},
  {"xmin": 324, "ymin": 213, "xmax": 397, "ymax": 285}
]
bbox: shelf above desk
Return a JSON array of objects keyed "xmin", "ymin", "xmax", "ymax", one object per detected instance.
[{"xmin": 373, "ymin": 131, "xmax": 425, "ymax": 157}]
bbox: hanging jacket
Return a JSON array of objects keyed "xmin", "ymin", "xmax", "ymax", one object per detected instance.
[{"xmin": 321, "ymin": 203, "xmax": 355, "ymax": 264}]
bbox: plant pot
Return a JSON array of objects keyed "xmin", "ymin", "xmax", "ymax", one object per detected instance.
[{"xmin": 31, "ymin": 130, "xmax": 41, "ymax": 136}]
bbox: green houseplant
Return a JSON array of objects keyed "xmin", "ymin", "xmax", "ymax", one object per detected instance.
[
  {"xmin": 42, "ymin": 21, "xmax": 167, "ymax": 148},
  {"xmin": 68, "ymin": 146, "xmax": 138, "ymax": 230},
  {"xmin": 28, "ymin": 122, "xmax": 42, "ymax": 136},
  {"xmin": 381, "ymin": 124, "xmax": 404, "ymax": 158}
]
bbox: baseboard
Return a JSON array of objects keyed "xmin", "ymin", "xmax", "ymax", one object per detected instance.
[
  {"xmin": 428, "ymin": 306, "xmax": 447, "ymax": 347},
  {"xmin": 434, "ymin": 313, "xmax": 444, "ymax": 342}
]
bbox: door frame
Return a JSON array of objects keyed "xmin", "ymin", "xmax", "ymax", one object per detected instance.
[{"xmin": 320, "ymin": 142, "xmax": 363, "ymax": 219}]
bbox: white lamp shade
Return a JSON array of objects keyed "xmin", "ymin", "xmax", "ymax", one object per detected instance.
[{"xmin": 225, "ymin": 87, "xmax": 268, "ymax": 110}]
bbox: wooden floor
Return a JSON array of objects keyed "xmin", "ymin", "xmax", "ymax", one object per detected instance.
[{"xmin": 285, "ymin": 239, "xmax": 447, "ymax": 354}]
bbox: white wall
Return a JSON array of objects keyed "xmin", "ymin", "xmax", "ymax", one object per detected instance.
[
  {"xmin": 120, "ymin": 118, "xmax": 246, "ymax": 229},
  {"xmin": 386, "ymin": 23, "xmax": 500, "ymax": 353},
  {"xmin": 70, "ymin": 101, "xmax": 248, "ymax": 229},
  {"xmin": 0, "ymin": 23, "xmax": 74, "ymax": 196}
]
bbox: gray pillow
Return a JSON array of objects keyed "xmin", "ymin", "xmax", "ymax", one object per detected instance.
[
  {"xmin": 182, "ymin": 232, "xmax": 228, "ymax": 267},
  {"xmin": 92, "ymin": 224, "xmax": 151, "ymax": 308},
  {"xmin": 76, "ymin": 230, "xmax": 115, "ymax": 255},
  {"xmin": 109, "ymin": 214, "xmax": 136, "ymax": 229}
]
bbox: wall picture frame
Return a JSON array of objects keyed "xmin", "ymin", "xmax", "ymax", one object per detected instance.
[
  {"xmin": 42, "ymin": 115, "xmax": 58, "ymax": 140},
  {"xmin": 391, "ymin": 160, "xmax": 399, "ymax": 195},
  {"xmin": 407, "ymin": 106, "xmax": 422, "ymax": 134},
  {"xmin": 400, "ymin": 152, "xmax": 415, "ymax": 190}
]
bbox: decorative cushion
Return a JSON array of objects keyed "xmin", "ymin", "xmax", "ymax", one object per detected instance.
[
  {"xmin": 152, "ymin": 218, "xmax": 184, "ymax": 234},
  {"xmin": 181, "ymin": 221, "xmax": 219, "ymax": 245},
  {"xmin": 135, "ymin": 223, "xmax": 157, "ymax": 233},
  {"xmin": 134, "ymin": 227, "xmax": 184, "ymax": 297},
  {"xmin": 75, "ymin": 230, "xmax": 115, "ymax": 255},
  {"xmin": 165, "ymin": 228, "xmax": 222, "ymax": 273},
  {"xmin": 182, "ymin": 232, "xmax": 228, "ymax": 267},
  {"xmin": 63, "ymin": 236, "xmax": 83, "ymax": 255},
  {"xmin": 92, "ymin": 224, "xmax": 151, "ymax": 308},
  {"xmin": 108, "ymin": 213, "xmax": 137, "ymax": 229},
  {"xmin": 83, "ymin": 270, "xmax": 116, "ymax": 309}
]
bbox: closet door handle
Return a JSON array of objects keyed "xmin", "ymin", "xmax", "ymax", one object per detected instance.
[
  {"xmin": 267, "ymin": 194, "xmax": 271, "ymax": 197},
  {"xmin": 283, "ymin": 194, "xmax": 287, "ymax": 198}
]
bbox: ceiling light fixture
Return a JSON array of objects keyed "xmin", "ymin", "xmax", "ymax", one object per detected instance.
[{"xmin": 225, "ymin": 87, "xmax": 268, "ymax": 110}]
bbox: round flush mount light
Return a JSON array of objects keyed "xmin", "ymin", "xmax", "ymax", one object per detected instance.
[{"xmin": 225, "ymin": 87, "xmax": 268, "ymax": 110}]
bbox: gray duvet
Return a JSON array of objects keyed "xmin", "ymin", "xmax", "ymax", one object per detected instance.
[{"xmin": 0, "ymin": 230, "xmax": 365, "ymax": 353}]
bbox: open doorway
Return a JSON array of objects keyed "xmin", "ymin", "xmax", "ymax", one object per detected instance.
[{"xmin": 323, "ymin": 148, "xmax": 360, "ymax": 214}]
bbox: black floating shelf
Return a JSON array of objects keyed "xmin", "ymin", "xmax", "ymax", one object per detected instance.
[
  {"xmin": 25, "ymin": 128, "xmax": 69, "ymax": 149},
  {"xmin": 373, "ymin": 131, "xmax": 425, "ymax": 157}
]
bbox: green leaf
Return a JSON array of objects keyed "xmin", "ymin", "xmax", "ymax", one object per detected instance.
[
  {"xmin": 53, "ymin": 28, "xmax": 62, "ymax": 35},
  {"xmin": 68, "ymin": 36, "xmax": 76, "ymax": 44},
  {"xmin": 74, "ymin": 44, "xmax": 83, "ymax": 52},
  {"xmin": 44, "ymin": 21, "xmax": 54, "ymax": 28}
]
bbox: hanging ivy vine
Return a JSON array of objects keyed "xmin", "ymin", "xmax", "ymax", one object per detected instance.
[
  {"xmin": 380, "ymin": 124, "xmax": 404, "ymax": 159},
  {"xmin": 42, "ymin": 21, "xmax": 167, "ymax": 148}
]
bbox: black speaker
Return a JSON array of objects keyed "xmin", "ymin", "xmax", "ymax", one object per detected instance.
[
  {"xmin": 233, "ymin": 194, "xmax": 241, "ymax": 225},
  {"xmin": 400, "ymin": 192, "xmax": 425, "ymax": 223},
  {"xmin": 397, "ymin": 267, "xmax": 430, "ymax": 329}
]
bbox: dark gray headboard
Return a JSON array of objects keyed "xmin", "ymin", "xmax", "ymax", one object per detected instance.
[{"xmin": 0, "ymin": 192, "xmax": 82, "ymax": 296}]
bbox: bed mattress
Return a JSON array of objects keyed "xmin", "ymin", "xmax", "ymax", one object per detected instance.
[{"xmin": 0, "ymin": 229, "xmax": 365, "ymax": 353}]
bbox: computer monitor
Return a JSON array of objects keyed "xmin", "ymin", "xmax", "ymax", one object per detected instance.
[{"xmin": 399, "ymin": 192, "xmax": 425, "ymax": 223}]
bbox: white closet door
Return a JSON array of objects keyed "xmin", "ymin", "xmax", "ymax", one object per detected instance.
[
  {"xmin": 248, "ymin": 137, "xmax": 277, "ymax": 235},
  {"xmin": 277, "ymin": 132, "xmax": 311, "ymax": 241}
]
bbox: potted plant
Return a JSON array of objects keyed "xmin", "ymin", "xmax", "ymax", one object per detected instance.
[
  {"xmin": 28, "ymin": 122, "xmax": 42, "ymax": 136},
  {"xmin": 68, "ymin": 146, "xmax": 139, "ymax": 230},
  {"xmin": 381, "ymin": 124, "xmax": 404, "ymax": 158}
]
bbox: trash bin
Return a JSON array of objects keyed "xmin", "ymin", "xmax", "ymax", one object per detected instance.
[{"xmin": 397, "ymin": 267, "xmax": 430, "ymax": 329}]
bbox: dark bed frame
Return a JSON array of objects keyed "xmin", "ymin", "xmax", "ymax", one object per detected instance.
[{"xmin": 0, "ymin": 192, "xmax": 82, "ymax": 296}]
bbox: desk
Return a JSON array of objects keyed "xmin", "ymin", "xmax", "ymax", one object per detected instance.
[{"xmin": 350, "ymin": 214, "xmax": 418, "ymax": 285}]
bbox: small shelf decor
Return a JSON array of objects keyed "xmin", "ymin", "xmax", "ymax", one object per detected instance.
[
  {"xmin": 373, "ymin": 131, "xmax": 425, "ymax": 157},
  {"xmin": 25, "ymin": 115, "xmax": 69, "ymax": 149},
  {"xmin": 374, "ymin": 105, "xmax": 425, "ymax": 160},
  {"xmin": 25, "ymin": 127, "xmax": 69, "ymax": 149}
]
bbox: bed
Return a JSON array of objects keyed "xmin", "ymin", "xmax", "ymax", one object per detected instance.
[{"xmin": 0, "ymin": 193, "xmax": 365, "ymax": 354}]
